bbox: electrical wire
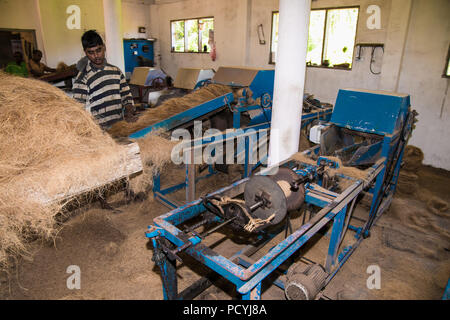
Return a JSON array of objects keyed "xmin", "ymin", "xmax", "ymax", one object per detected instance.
[{"xmin": 369, "ymin": 46, "xmax": 384, "ymax": 75}]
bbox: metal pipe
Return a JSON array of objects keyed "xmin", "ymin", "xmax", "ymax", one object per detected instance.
[
  {"xmin": 200, "ymin": 217, "xmax": 237, "ymax": 238},
  {"xmin": 268, "ymin": 0, "xmax": 311, "ymax": 166}
]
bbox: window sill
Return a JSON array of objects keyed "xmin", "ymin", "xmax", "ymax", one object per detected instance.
[
  {"xmin": 268, "ymin": 62, "xmax": 353, "ymax": 71},
  {"xmin": 171, "ymin": 51, "xmax": 211, "ymax": 54},
  {"xmin": 307, "ymin": 65, "xmax": 352, "ymax": 71}
]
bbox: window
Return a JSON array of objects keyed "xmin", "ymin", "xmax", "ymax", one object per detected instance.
[
  {"xmin": 171, "ymin": 17, "xmax": 214, "ymax": 53},
  {"xmin": 444, "ymin": 45, "xmax": 450, "ymax": 78},
  {"xmin": 270, "ymin": 7, "xmax": 359, "ymax": 69},
  {"xmin": 270, "ymin": 12, "xmax": 279, "ymax": 63}
]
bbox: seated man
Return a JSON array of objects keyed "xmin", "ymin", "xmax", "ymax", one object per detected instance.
[
  {"xmin": 5, "ymin": 51, "xmax": 28, "ymax": 77},
  {"xmin": 28, "ymin": 49, "xmax": 55, "ymax": 78},
  {"xmin": 73, "ymin": 30, "xmax": 136, "ymax": 128}
]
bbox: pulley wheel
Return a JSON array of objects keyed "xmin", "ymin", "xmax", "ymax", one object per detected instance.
[
  {"xmin": 244, "ymin": 176, "xmax": 287, "ymax": 226},
  {"xmin": 270, "ymin": 167, "xmax": 305, "ymax": 211}
]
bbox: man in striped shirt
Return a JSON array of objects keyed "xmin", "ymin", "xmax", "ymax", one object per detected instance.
[{"xmin": 73, "ymin": 30, "xmax": 135, "ymax": 128}]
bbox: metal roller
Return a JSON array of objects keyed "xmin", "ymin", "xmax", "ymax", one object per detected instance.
[
  {"xmin": 243, "ymin": 168, "xmax": 306, "ymax": 228},
  {"xmin": 244, "ymin": 175, "xmax": 287, "ymax": 226},
  {"xmin": 269, "ymin": 167, "xmax": 305, "ymax": 212}
]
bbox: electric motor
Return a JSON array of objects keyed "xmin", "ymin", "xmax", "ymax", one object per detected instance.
[{"xmin": 285, "ymin": 263, "xmax": 327, "ymax": 300}]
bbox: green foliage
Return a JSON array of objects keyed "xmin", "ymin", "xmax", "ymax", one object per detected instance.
[
  {"xmin": 187, "ymin": 19, "xmax": 199, "ymax": 52},
  {"xmin": 172, "ymin": 21, "xmax": 185, "ymax": 52}
]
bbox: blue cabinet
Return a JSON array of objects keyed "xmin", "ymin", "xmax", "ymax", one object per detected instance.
[{"xmin": 123, "ymin": 39, "xmax": 155, "ymax": 77}]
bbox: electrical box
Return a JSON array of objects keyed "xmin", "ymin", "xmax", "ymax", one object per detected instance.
[{"xmin": 123, "ymin": 39, "xmax": 155, "ymax": 79}]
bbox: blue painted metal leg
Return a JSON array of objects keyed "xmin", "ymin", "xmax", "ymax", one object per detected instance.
[
  {"xmin": 152, "ymin": 238, "xmax": 178, "ymax": 300},
  {"xmin": 242, "ymin": 282, "xmax": 261, "ymax": 300},
  {"xmin": 388, "ymin": 143, "xmax": 406, "ymax": 195},
  {"xmin": 325, "ymin": 206, "xmax": 347, "ymax": 272},
  {"xmin": 153, "ymin": 174, "xmax": 161, "ymax": 193},
  {"xmin": 244, "ymin": 136, "xmax": 250, "ymax": 178},
  {"xmin": 442, "ymin": 278, "xmax": 450, "ymax": 300},
  {"xmin": 233, "ymin": 110, "xmax": 241, "ymax": 129},
  {"xmin": 366, "ymin": 165, "xmax": 386, "ymax": 234},
  {"xmin": 186, "ymin": 150, "xmax": 196, "ymax": 203},
  {"xmin": 363, "ymin": 137, "xmax": 392, "ymax": 235}
]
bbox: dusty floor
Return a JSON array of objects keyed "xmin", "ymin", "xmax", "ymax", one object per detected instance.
[{"xmin": 0, "ymin": 163, "xmax": 448, "ymax": 300}]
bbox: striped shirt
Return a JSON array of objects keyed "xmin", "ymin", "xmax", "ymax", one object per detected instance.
[{"xmin": 72, "ymin": 62, "xmax": 134, "ymax": 127}]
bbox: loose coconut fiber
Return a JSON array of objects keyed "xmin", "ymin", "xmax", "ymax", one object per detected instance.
[
  {"xmin": 397, "ymin": 171, "xmax": 419, "ymax": 195},
  {"xmin": 107, "ymin": 84, "xmax": 232, "ymax": 138},
  {"xmin": 402, "ymin": 145, "xmax": 424, "ymax": 171},
  {"xmin": 396, "ymin": 145, "xmax": 424, "ymax": 196},
  {"xmin": 129, "ymin": 133, "xmax": 179, "ymax": 193},
  {"xmin": 0, "ymin": 73, "xmax": 132, "ymax": 269}
]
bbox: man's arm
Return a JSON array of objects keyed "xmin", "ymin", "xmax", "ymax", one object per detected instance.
[
  {"xmin": 72, "ymin": 72, "xmax": 89, "ymax": 111},
  {"xmin": 119, "ymin": 72, "xmax": 136, "ymax": 121},
  {"xmin": 43, "ymin": 64, "xmax": 56, "ymax": 73}
]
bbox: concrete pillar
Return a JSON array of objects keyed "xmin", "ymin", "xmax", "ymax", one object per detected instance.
[
  {"xmin": 268, "ymin": 0, "xmax": 311, "ymax": 166},
  {"xmin": 103, "ymin": 0, "xmax": 125, "ymax": 73}
]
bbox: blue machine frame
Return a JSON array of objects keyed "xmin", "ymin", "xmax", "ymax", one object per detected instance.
[{"xmin": 145, "ymin": 89, "xmax": 416, "ymax": 300}]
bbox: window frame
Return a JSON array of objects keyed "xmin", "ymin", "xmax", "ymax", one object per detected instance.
[
  {"xmin": 269, "ymin": 6, "xmax": 360, "ymax": 71},
  {"xmin": 170, "ymin": 16, "xmax": 214, "ymax": 54}
]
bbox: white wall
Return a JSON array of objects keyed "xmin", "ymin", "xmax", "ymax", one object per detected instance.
[
  {"xmin": 0, "ymin": 0, "xmax": 46, "ymax": 62},
  {"xmin": 122, "ymin": 1, "xmax": 151, "ymax": 39},
  {"xmin": 397, "ymin": 0, "xmax": 450, "ymax": 169},
  {"xmin": 149, "ymin": 0, "xmax": 250, "ymax": 76},
  {"xmin": 150, "ymin": 0, "xmax": 392, "ymax": 102},
  {"xmin": 0, "ymin": 0, "xmax": 142, "ymax": 68},
  {"xmin": 38, "ymin": 0, "xmax": 105, "ymax": 67}
]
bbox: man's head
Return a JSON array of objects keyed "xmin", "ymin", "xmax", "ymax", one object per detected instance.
[
  {"xmin": 32, "ymin": 50, "xmax": 42, "ymax": 63},
  {"xmin": 13, "ymin": 51, "xmax": 23, "ymax": 64},
  {"xmin": 81, "ymin": 30, "xmax": 105, "ymax": 68}
]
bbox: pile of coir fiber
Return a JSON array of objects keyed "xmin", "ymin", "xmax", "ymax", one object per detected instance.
[
  {"xmin": 396, "ymin": 145, "xmax": 424, "ymax": 196},
  {"xmin": 107, "ymin": 84, "xmax": 232, "ymax": 138},
  {"xmin": 0, "ymin": 73, "xmax": 134, "ymax": 269}
]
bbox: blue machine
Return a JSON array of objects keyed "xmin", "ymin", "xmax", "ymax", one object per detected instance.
[
  {"xmin": 129, "ymin": 68, "xmax": 332, "ymax": 207},
  {"xmin": 129, "ymin": 67, "xmax": 332, "ymax": 139},
  {"xmin": 128, "ymin": 67, "xmax": 332, "ymax": 206},
  {"xmin": 145, "ymin": 89, "xmax": 417, "ymax": 300},
  {"xmin": 123, "ymin": 39, "xmax": 155, "ymax": 76}
]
